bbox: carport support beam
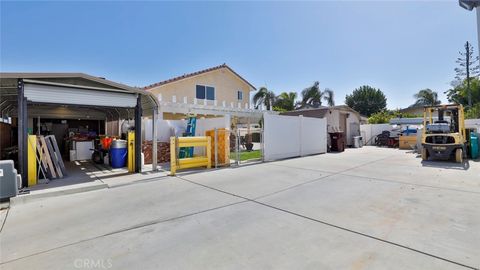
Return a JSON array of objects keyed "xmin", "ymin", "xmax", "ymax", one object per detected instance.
[
  {"xmin": 17, "ymin": 79, "xmax": 28, "ymax": 187},
  {"xmin": 135, "ymin": 95, "xmax": 142, "ymax": 173}
]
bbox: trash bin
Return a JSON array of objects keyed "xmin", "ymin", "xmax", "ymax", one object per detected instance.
[
  {"xmin": 471, "ymin": 133, "xmax": 479, "ymax": 159},
  {"xmin": 353, "ymin": 136, "xmax": 363, "ymax": 148},
  {"xmin": 110, "ymin": 140, "xmax": 127, "ymax": 168},
  {"xmin": 329, "ymin": 132, "xmax": 345, "ymax": 152}
]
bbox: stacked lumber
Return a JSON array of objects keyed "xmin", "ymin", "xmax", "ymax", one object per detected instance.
[
  {"xmin": 36, "ymin": 135, "xmax": 67, "ymax": 180},
  {"xmin": 142, "ymin": 141, "xmax": 170, "ymax": 164}
]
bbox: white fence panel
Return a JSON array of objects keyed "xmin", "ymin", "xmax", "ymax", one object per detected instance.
[
  {"xmin": 301, "ymin": 116, "xmax": 327, "ymax": 156},
  {"xmin": 264, "ymin": 113, "xmax": 326, "ymax": 161},
  {"xmin": 144, "ymin": 119, "xmax": 185, "ymax": 142},
  {"xmin": 144, "ymin": 116, "xmax": 231, "ymax": 143},
  {"xmin": 466, "ymin": 119, "xmax": 480, "ymax": 132},
  {"xmin": 264, "ymin": 114, "xmax": 301, "ymax": 160},
  {"xmin": 195, "ymin": 116, "xmax": 230, "ymax": 155},
  {"xmin": 195, "ymin": 116, "xmax": 231, "ymax": 137},
  {"xmin": 360, "ymin": 124, "xmax": 393, "ymax": 145}
]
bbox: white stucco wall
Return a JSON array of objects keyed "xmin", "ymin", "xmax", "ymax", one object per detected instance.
[
  {"xmin": 144, "ymin": 115, "xmax": 230, "ymax": 143},
  {"xmin": 324, "ymin": 110, "xmax": 360, "ymax": 146}
]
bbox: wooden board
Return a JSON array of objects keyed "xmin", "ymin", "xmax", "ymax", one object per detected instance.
[
  {"xmin": 399, "ymin": 135, "xmax": 417, "ymax": 150},
  {"xmin": 38, "ymin": 136, "xmax": 57, "ymax": 179},
  {"xmin": 43, "ymin": 136, "xmax": 63, "ymax": 178},
  {"xmin": 46, "ymin": 135, "xmax": 67, "ymax": 176},
  {"xmin": 36, "ymin": 139, "xmax": 53, "ymax": 179}
]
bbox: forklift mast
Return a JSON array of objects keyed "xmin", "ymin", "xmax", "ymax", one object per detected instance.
[{"xmin": 423, "ymin": 104, "xmax": 465, "ymax": 136}]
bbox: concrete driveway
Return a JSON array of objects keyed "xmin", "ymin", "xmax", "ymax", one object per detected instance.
[{"xmin": 1, "ymin": 147, "xmax": 479, "ymax": 270}]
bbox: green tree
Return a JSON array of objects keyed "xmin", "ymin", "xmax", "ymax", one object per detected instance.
[
  {"xmin": 445, "ymin": 77, "xmax": 480, "ymax": 105},
  {"xmin": 297, "ymin": 81, "xmax": 335, "ymax": 109},
  {"xmin": 413, "ymin": 88, "xmax": 441, "ymax": 106},
  {"xmin": 274, "ymin": 91, "xmax": 297, "ymax": 111},
  {"xmin": 454, "ymin": 41, "xmax": 479, "ymax": 108},
  {"xmin": 465, "ymin": 103, "xmax": 480, "ymax": 119},
  {"xmin": 367, "ymin": 111, "xmax": 392, "ymax": 124},
  {"xmin": 253, "ymin": 87, "xmax": 276, "ymax": 110},
  {"xmin": 368, "ymin": 110, "xmax": 418, "ymax": 124},
  {"xmin": 345, "ymin": 85, "xmax": 387, "ymax": 117}
]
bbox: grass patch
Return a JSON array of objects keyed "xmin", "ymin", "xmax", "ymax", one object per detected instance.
[{"xmin": 230, "ymin": 150, "xmax": 262, "ymax": 161}]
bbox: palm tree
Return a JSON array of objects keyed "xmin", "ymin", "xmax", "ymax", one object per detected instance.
[
  {"xmin": 253, "ymin": 87, "xmax": 276, "ymax": 110},
  {"xmin": 275, "ymin": 92, "xmax": 297, "ymax": 111},
  {"xmin": 413, "ymin": 89, "xmax": 441, "ymax": 106},
  {"xmin": 323, "ymin": 88, "xmax": 335, "ymax": 107},
  {"xmin": 298, "ymin": 81, "xmax": 335, "ymax": 109}
]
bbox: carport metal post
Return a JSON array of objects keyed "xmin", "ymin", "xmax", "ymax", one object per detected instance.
[
  {"xmin": 135, "ymin": 95, "xmax": 142, "ymax": 173},
  {"xmin": 152, "ymin": 106, "xmax": 158, "ymax": 171},
  {"xmin": 17, "ymin": 79, "xmax": 28, "ymax": 187}
]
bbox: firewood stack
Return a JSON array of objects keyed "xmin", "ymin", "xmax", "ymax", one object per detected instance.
[{"xmin": 142, "ymin": 141, "xmax": 170, "ymax": 164}]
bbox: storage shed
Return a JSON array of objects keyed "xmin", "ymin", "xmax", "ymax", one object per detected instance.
[{"xmin": 281, "ymin": 105, "xmax": 362, "ymax": 147}]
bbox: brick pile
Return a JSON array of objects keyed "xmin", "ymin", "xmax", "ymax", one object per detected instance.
[{"xmin": 142, "ymin": 141, "xmax": 170, "ymax": 164}]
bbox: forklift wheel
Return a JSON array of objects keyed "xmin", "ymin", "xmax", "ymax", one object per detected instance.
[
  {"xmin": 455, "ymin": 148, "xmax": 463, "ymax": 163},
  {"xmin": 421, "ymin": 148, "xmax": 429, "ymax": 161}
]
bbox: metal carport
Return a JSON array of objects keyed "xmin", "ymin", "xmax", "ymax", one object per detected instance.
[{"xmin": 0, "ymin": 73, "xmax": 159, "ymax": 188}]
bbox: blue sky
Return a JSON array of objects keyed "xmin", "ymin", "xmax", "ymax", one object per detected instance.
[{"xmin": 0, "ymin": 1, "xmax": 477, "ymax": 109}]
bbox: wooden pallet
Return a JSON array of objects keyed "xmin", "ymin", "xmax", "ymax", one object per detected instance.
[
  {"xmin": 36, "ymin": 135, "xmax": 67, "ymax": 179},
  {"xmin": 36, "ymin": 139, "xmax": 53, "ymax": 179}
]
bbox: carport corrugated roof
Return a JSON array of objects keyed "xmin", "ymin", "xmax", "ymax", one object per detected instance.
[{"xmin": 0, "ymin": 72, "xmax": 159, "ymax": 118}]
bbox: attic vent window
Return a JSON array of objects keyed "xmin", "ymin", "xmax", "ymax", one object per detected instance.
[{"xmin": 237, "ymin": 91, "xmax": 243, "ymax": 100}]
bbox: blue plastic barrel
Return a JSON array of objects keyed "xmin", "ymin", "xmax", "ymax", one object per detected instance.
[
  {"xmin": 110, "ymin": 140, "xmax": 127, "ymax": 168},
  {"xmin": 471, "ymin": 133, "xmax": 479, "ymax": 159}
]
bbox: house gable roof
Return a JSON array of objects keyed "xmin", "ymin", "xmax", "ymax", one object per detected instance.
[{"xmin": 143, "ymin": 64, "xmax": 257, "ymax": 91}]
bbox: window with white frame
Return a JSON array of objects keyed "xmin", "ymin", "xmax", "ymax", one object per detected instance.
[
  {"xmin": 196, "ymin": 85, "xmax": 215, "ymax": 100},
  {"xmin": 237, "ymin": 90, "xmax": 243, "ymax": 100}
]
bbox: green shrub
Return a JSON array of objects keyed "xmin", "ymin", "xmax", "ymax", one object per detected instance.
[
  {"xmin": 465, "ymin": 103, "xmax": 480, "ymax": 119},
  {"xmin": 368, "ymin": 110, "xmax": 418, "ymax": 124}
]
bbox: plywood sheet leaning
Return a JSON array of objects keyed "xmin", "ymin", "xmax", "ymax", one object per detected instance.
[
  {"xmin": 46, "ymin": 135, "xmax": 67, "ymax": 176},
  {"xmin": 43, "ymin": 136, "xmax": 63, "ymax": 178}
]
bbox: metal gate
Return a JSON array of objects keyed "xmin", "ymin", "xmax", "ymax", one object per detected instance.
[{"xmin": 228, "ymin": 128, "xmax": 264, "ymax": 166}]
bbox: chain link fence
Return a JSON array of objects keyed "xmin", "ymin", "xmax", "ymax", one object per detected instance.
[{"xmin": 227, "ymin": 128, "xmax": 264, "ymax": 166}]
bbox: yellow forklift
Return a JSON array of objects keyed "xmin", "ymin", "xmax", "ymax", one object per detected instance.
[{"xmin": 421, "ymin": 104, "xmax": 467, "ymax": 163}]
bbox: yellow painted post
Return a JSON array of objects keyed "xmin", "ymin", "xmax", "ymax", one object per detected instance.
[
  {"xmin": 127, "ymin": 131, "xmax": 135, "ymax": 173},
  {"xmin": 429, "ymin": 108, "xmax": 433, "ymax": 127},
  {"xmin": 459, "ymin": 105, "xmax": 466, "ymax": 140},
  {"xmin": 206, "ymin": 137, "xmax": 212, "ymax": 169},
  {"xmin": 170, "ymin": 137, "xmax": 177, "ymax": 176},
  {"xmin": 27, "ymin": 135, "xmax": 37, "ymax": 186}
]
